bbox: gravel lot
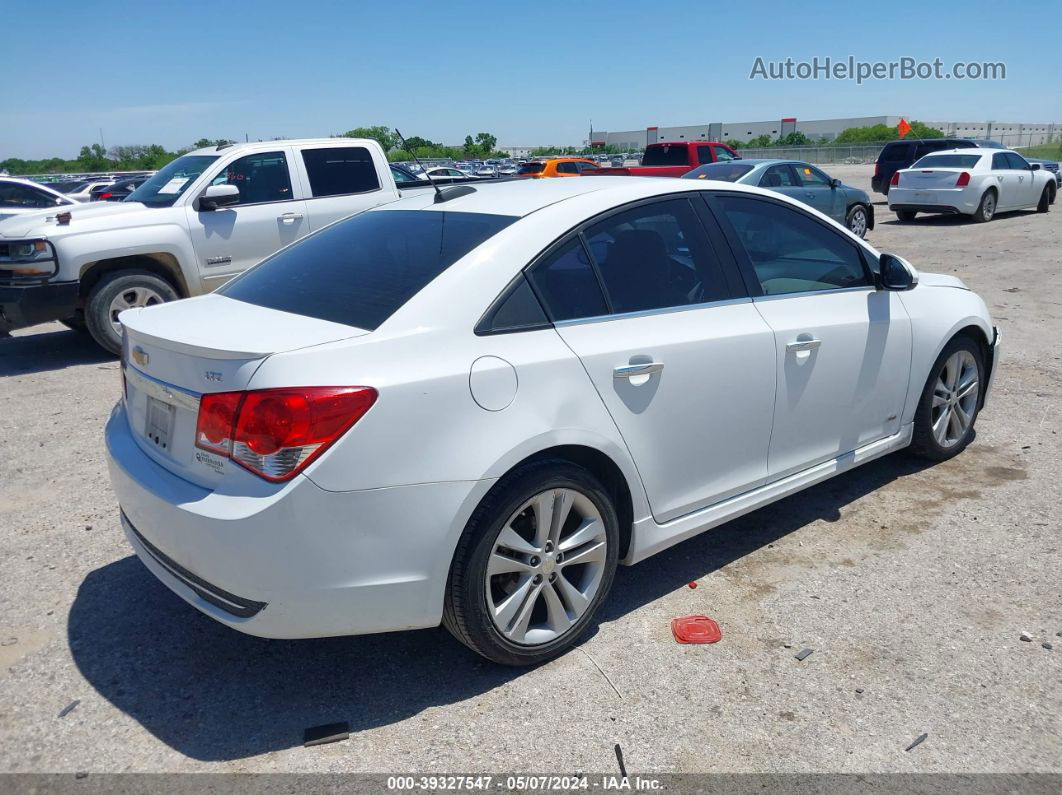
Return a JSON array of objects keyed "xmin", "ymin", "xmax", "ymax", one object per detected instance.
[{"xmin": 0, "ymin": 166, "xmax": 1059, "ymax": 775}]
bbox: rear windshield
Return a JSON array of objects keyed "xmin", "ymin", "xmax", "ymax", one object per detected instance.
[
  {"xmin": 517, "ymin": 163, "xmax": 545, "ymax": 175},
  {"xmin": 879, "ymin": 143, "xmax": 913, "ymax": 162},
  {"xmin": 682, "ymin": 163, "xmax": 754, "ymax": 182},
  {"xmin": 220, "ymin": 209, "xmax": 518, "ymax": 330},
  {"xmin": 912, "ymin": 154, "xmax": 982, "ymax": 169},
  {"xmin": 641, "ymin": 145, "xmax": 689, "ymax": 167}
]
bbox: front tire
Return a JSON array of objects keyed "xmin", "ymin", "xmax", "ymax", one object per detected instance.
[
  {"xmin": 910, "ymin": 335, "xmax": 985, "ymax": 461},
  {"xmin": 85, "ymin": 270, "xmax": 178, "ymax": 355},
  {"xmin": 972, "ymin": 190, "xmax": 996, "ymax": 223},
  {"xmin": 443, "ymin": 461, "xmax": 619, "ymax": 666},
  {"xmin": 846, "ymin": 204, "xmax": 869, "ymax": 238}
]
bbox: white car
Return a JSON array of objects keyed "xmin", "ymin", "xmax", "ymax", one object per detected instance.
[
  {"xmin": 0, "ymin": 177, "xmax": 77, "ymax": 221},
  {"xmin": 106, "ymin": 177, "xmax": 999, "ymax": 666},
  {"xmin": 888, "ymin": 148, "xmax": 1056, "ymax": 222},
  {"xmin": 424, "ymin": 167, "xmax": 473, "ymax": 180}
]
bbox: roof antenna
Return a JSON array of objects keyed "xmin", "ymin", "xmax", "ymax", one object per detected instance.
[{"xmin": 394, "ymin": 128, "xmax": 475, "ymax": 204}]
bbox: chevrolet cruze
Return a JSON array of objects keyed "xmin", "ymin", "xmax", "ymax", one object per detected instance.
[{"xmin": 106, "ymin": 177, "xmax": 999, "ymax": 665}]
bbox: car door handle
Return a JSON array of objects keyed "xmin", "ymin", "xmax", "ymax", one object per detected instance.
[
  {"xmin": 614, "ymin": 362, "xmax": 664, "ymax": 379},
  {"xmin": 278, "ymin": 213, "xmax": 304, "ymax": 224},
  {"xmin": 786, "ymin": 339, "xmax": 822, "ymax": 352}
]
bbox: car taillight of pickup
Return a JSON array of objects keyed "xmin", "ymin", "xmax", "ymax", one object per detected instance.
[{"xmin": 587, "ymin": 142, "xmax": 741, "ymax": 177}]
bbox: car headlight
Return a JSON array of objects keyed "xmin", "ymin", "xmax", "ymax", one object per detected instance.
[{"xmin": 0, "ymin": 239, "xmax": 58, "ymax": 277}]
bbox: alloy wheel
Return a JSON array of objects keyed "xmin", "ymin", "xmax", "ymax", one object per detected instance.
[
  {"xmin": 982, "ymin": 193, "xmax": 995, "ymax": 220},
  {"xmin": 931, "ymin": 349, "xmax": 979, "ymax": 448},
  {"xmin": 109, "ymin": 286, "xmax": 165, "ymax": 335},
  {"xmin": 849, "ymin": 208, "xmax": 867, "ymax": 237},
  {"xmin": 486, "ymin": 488, "xmax": 608, "ymax": 646}
]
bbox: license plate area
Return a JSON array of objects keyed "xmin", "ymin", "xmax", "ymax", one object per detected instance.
[{"xmin": 144, "ymin": 396, "xmax": 176, "ymax": 452}]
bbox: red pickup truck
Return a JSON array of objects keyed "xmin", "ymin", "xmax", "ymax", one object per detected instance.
[{"xmin": 591, "ymin": 141, "xmax": 741, "ymax": 177}]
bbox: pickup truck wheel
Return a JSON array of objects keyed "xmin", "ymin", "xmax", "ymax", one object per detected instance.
[{"xmin": 85, "ymin": 270, "xmax": 178, "ymax": 355}]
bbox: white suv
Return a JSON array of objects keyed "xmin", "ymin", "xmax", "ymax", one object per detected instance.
[{"xmin": 0, "ymin": 138, "xmax": 404, "ymax": 352}]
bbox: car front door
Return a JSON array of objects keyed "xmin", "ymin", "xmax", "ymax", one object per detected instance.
[
  {"xmin": 293, "ymin": 145, "xmax": 394, "ymax": 231},
  {"xmin": 989, "ymin": 152, "xmax": 1020, "ymax": 210},
  {"xmin": 793, "ymin": 164, "xmax": 843, "ymax": 222},
  {"xmin": 529, "ymin": 196, "xmax": 777, "ymax": 523},
  {"xmin": 1004, "ymin": 152, "xmax": 1038, "ymax": 207},
  {"xmin": 710, "ymin": 193, "xmax": 912, "ymax": 481},
  {"xmin": 185, "ymin": 147, "xmax": 309, "ymax": 291},
  {"xmin": 757, "ymin": 163, "xmax": 806, "ymax": 204}
]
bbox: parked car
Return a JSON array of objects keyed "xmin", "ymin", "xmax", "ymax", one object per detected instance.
[
  {"xmin": 0, "ymin": 177, "xmax": 77, "ymax": 221},
  {"xmin": 610, "ymin": 156, "xmax": 625, "ymax": 167},
  {"xmin": 0, "ymin": 138, "xmax": 437, "ymax": 351},
  {"xmin": 871, "ymin": 138, "xmax": 979, "ymax": 195},
  {"xmin": 475, "ymin": 165, "xmax": 499, "ymax": 178},
  {"xmin": 498, "ymin": 164, "xmax": 518, "ymax": 177},
  {"xmin": 591, "ymin": 141, "xmax": 740, "ymax": 178},
  {"xmin": 424, "ymin": 167, "xmax": 475, "ymax": 181},
  {"xmin": 888, "ymin": 149, "xmax": 1056, "ymax": 222},
  {"xmin": 91, "ymin": 176, "xmax": 150, "ymax": 202},
  {"xmin": 515, "ymin": 158, "xmax": 599, "ymax": 178},
  {"xmin": 683, "ymin": 159, "xmax": 874, "ymax": 237},
  {"xmin": 106, "ymin": 176, "xmax": 998, "ymax": 666},
  {"xmin": 1025, "ymin": 158, "xmax": 1061, "ymax": 188},
  {"xmin": 66, "ymin": 180, "xmax": 118, "ymax": 202}
]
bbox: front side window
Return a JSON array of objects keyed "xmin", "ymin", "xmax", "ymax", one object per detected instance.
[
  {"xmin": 717, "ymin": 194, "xmax": 870, "ymax": 296},
  {"xmin": 301, "ymin": 147, "xmax": 380, "ymax": 197},
  {"xmin": 697, "ymin": 146, "xmax": 715, "ymax": 165},
  {"xmin": 527, "ymin": 238, "xmax": 608, "ymax": 321},
  {"xmin": 713, "ymin": 147, "xmax": 738, "ymax": 162},
  {"xmin": 221, "ymin": 210, "xmax": 517, "ymax": 330},
  {"xmin": 0, "ymin": 184, "xmax": 64, "ymax": 209},
  {"xmin": 210, "ymin": 151, "xmax": 292, "ymax": 205},
  {"xmin": 795, "ymin": 164, "xmax": 830, "ymax": 186},
  {"xmin": 1004, "ymin": 152, "xmax": 1029, "ymax": 170},
  {"xmin": 577, "ymin": 162, "xmax": 599, "ymax": 173},
  {"xmin": 126, "ymin": 154, "xmax": 219, "ymax": 207},
  {"xmin": 759, "ymin": 164, "xmax": 798, "ymax": 187},
  {"xmin": 584, "ymin": 198, "xmax": 729, "ymax": 314}
]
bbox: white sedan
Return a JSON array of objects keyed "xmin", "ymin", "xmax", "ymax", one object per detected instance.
[
  {"xmin": 106, "ymin": 177, "xmax": 999, "ymax": 665},
  {"xmin": 888, "ymin": 148, "xmax": 1056, "ymax": 222},
  {"xmin": 0, "ymin": 177, "xmax": 77, "ymax": 221}
]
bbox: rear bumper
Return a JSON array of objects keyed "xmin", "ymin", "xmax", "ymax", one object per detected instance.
[
  {"xmin": 890, "ymin": 204, "xmax": 962, "ymax": 215},
  {"xmin": 0, "ymin": 280, "xmax": 78, "ymax": 333},
  {"xmin": 105, "ymin": 402, "xmax": 493, "ymax": 639},
  {"xmin": 888, "ymin": 186, "xmax": 979, "ymax": 216}
]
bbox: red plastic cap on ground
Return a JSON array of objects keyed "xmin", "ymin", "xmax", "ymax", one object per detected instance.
[{"xmin": 671, "ymin": 615, "xmax": 722, "ymax": 644}]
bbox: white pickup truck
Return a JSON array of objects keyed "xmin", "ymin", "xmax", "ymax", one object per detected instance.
[{"xmin": 0, "ymin": 138, "xmax": 437, "ymax": 352}]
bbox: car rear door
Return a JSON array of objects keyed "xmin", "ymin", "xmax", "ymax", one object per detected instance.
[
  {"xmin": 710, "ymin": 192, "xmax": 911, "ymax": 481},
  {"xmin": 529, "ymin": 195, "xmax": 777, "ymax": 523},
  {"xmin": 185, "ymin": 147, "xmax": 310, "ymax": 292},
  {"xmin": 293, "ymin": 144, "xmax": 398, "ymax": 231},
  {"xmin": 989, "ymin": 152, "xmax": 1020, "ymax": 209}
]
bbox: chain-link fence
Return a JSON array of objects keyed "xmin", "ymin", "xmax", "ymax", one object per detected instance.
[{"xmin": 736, "ymin": 133, "xmax": 1060, "ymax": 165}]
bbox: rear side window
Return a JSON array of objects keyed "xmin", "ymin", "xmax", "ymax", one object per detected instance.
[
  {"xmin": 301, "ymin": 147, "xmax": 380, "ymax": 197},
  {"xmin": 556, "ymin": 162, "xmax": 580, "ymax": 174},
  {"xmin": 879, "ymin": 143, "xmax": 913, "ymax": 162},
  {"xmin": 991, "ymin": 153, "xmax": 1009, "ymax": 169},
  {"xmin": 517, "ymin": 163, "xmax": 545, "ymax": 175},
  {"xmin": 476, "ymin": 276, "xmax": 549, "ymax": 334},
  {"xmin": 641, "ymin": 145, "xmax": 689, "ymax": 167},
  {"xmin": 221, "ymin": 210, "xmax": 517, "ymax": 330},
  {"xmin": 697, "ymin": 146, "xmax": 715, "ymax": 164},
  {"xmin": 528, "ymin": 238, "xmax": 608, "ymax": 321}
]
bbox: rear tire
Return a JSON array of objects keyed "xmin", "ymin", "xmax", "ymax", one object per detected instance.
[
  {"xmin": 85, "ymin": 270, "xmax": 178, "ymax": 355},
  {"xmin": 910, "ymin": 335, "xmax": 985, "ymax": 461},
  {"xmin": 1037, "ymin": 184, "xmax": 1052, "ymax": 213},
  {"xmin": 972, "ymin": 190, "xmax": 996, "ymax": 223},
  {"xmin": 896, "ymin": 210, "xmax": 917, "ymax": 222},
  {"xmin": 443, "ymin": 461, "xmax": 619, "ymax": 666}
]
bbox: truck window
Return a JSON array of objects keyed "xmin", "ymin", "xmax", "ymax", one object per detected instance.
[
  {"xmin": 713, "ymin": 147, "xmax": 738, "ymax": 162},
  {"xmin": 211, "ymin": 151, "xmax": 293, "ymax": 205},
  {"xmin": 301, "ymin": 147, "xmax": 381, "ymax": 197},
  {"xmin": 641, "ymin": 145, "xmax": 690, "ymax": 167}
]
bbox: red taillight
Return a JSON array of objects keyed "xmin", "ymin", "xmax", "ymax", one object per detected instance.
[
  {"xmin": 98, "ymin": 192, "xmax": 113, "ymax": 201},
  {"xmin": 195, "ymin": 387, "xmax": 376, "ymax": 481},
  {"xmin": 955, "ymin": 171, "xmax": 971, "ymax": 187},
  {"xmin": 890, "ymin": 171, "xmax": 900, "ymax": 187}
]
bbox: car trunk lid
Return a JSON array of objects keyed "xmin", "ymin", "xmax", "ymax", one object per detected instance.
[{"xmin": 899, "ymin": 169, "xmax": 965, "ymax": 189}]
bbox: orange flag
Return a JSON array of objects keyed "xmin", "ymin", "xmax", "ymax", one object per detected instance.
[{"xmin": 898, "ymin": 118, "xmax": 912, "ymax": 139}]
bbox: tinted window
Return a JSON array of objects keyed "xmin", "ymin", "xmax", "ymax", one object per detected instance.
[
  {"xmin": 528, "ymin": 238, "xmax": 608, "ymax": 321},
  {"xmin": 912, "ymin": 154, "xmax": 982, "ymax": 168},
  {"xmin": 759, "ymin": 164, "xmax": 798, "ymax": 187},
  {"xmin": 991, "ymin": 153, "xmax": 1009, "ymax": 170},
  {"xmin": 210, "ymin": 151, "xmax": 292, "ymax": 205},
  {"xmin": 478, "ymin": 276, "xmax": 549, "ymax": 334},
  {"xmin": 682, "ymin": 163, "xmax": 754, "ymax": 182},
  {"xmin": 301, "ymin": 147, "xmax": 380, "ymax": 197},
  {"xmin": 795, "ymin": 164, "xmax": 830, "ymax": 186},
  {"xmin": 517, "ymin": 163, "xmax": 545, "ymax": 175},
  {"xmin": 713, "ymin": 147, "xmax": 738, "ymax": 162},
  {"xmin": 0, "ymin": 184, "xmax": 62, "ymax": 208},
  {"xmin": 1004, "ymin": 152, "xmax": 1029, "ymax": 169},
  {"xmin": 641, "ymin": 145, "xmax": 689, "ymax": 167},
  {"xmin": 127, "ymin": 154, "xmax": 218, "ymax": 207},
  {"xmin": 221, "ymin": 210, "xmax": 517, "ymax": 330},
  {"xmin": 697, "ymin": 146, "xmax": 715, "ymax": 165},
  {"xmin": 585, "ymin": 198, "xmax": 729, "ymax": 313},
  {"xmin": 718, "ymin": 194, "xmax": 870, "ymax": 296},
  {"xmin": 390, "ymin": 164, "xmax": 419, "ymax": 184},
  {"xmin": 577, "ymin": 162, "xmax": 599, "ymax": 173},
  {"xmin": 879, "ymin": 143, "xmax": 913, "ymax": 162},
  {"xmin": 556, "ymin": 162, "xmax": 580, "ymax": 174}
]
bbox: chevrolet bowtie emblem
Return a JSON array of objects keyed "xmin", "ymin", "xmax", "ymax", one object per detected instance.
[{"xmin": 131, "ymin": 346, "xmax": 149, "ymax": 367}]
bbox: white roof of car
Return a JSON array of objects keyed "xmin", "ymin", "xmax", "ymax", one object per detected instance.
[{"xmin": 184, "ymin": 137, "xmax": 376, "ymax": 157}]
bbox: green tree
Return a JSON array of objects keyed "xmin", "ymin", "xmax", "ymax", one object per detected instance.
[
  {"xmin": 474, "ymin": 132, "xmax": 497, "ymax": 155},
  {"xmin": 342, "ymin": 125, "xmax": 396, "ymax": 152}
]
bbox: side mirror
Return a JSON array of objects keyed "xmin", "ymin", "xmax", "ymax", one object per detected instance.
[
  {"xmin": 198, "ymin": 183, "xmax": 240, "ymax": 211},
  {"xmin": 878, "ymin": 253, "xmax": 919, "ymax": 291},
  {"xmin": 1029, "ymin": 163, "xmax": 1041, "ymax": 171},
  {"xmin": 830, "ymin": 178, "xmax": 842, "ymax": 188}
]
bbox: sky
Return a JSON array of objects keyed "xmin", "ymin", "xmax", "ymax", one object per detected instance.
[{"xmin": 2, "ymin": 0, "xmax": 1058, "ymax": 159}]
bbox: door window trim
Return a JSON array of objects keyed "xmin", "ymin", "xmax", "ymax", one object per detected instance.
[
  {"xmin": 702, "ymin": 190, "xmax": 877, "ymax": 299},
  {"xmin": 298, "ymin": 145, "xmax": 384, "ymax": 200}
]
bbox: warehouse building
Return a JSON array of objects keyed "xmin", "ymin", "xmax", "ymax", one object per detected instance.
[{"xmin": 591, "ymin": 116, "xmax": 1059, "ymax": 149}]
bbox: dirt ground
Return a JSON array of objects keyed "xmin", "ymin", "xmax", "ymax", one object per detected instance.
[{"xmin": 0, "ymin": 166, "xmax": 1059, "ymax": 775}]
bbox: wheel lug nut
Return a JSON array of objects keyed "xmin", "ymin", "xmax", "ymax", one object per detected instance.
[
  {"xmin": 549, "ymin": 573, "xmax": 557, "ymax": 582},
  {"xmin": 533, "ymin": 574, "xmax": 542, "ymax": 584},
  {"xmin": 530, "ymin": 556, "xmax": 540, "ymax": 566}
]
